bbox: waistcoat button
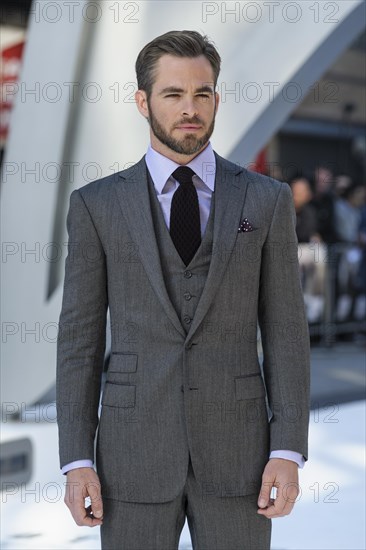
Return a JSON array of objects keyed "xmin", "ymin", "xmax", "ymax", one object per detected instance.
[
  {"xmin": 184, "ymin": 270, "xmax": 192, "ymax": 278},
  {"xmin": 184, "ymin": 292, "xmax": 192, "ymax": 301}
]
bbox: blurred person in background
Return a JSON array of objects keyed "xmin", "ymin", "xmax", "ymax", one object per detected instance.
[
  {"xmin": 290, "ymin": 176, "xmax": 325, "ymax": 323},
  {"xmin": 358, "ymin": 203, "xmax": 366, "ymax": 296},
  {"xmin": 334, "ymin": 174, "xmax": 353, "ymax": 199},
  {"xmin": 310, "ymin": 165, "xmax": 338, "ymax": 244},
  {"xmin": 290, "ymin": 176, "xmax": 319, "ymax": 243},
  {"xmin": 334, "ymin": 183, "xmax": 366, "ymax": 323},
  {"xmin": 334, "ymin": 183, "xmax": 365, "ymax": 244}
]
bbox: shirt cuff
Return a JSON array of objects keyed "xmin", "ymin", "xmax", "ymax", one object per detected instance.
[
  {"xmin": 61, "ymin": 459, "xmax": 94, "ymax": 475},
  {"xmin": 269, "ymin": 450, "xmax": 305, "ymax": 468}
]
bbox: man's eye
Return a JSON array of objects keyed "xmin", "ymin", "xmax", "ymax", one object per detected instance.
[
  {"xmin": 197, "ymin": 94, "xmax": 210, "ymax": 98},
  {"xmin": 165, "ymin": 94, "xmax": 180, "ymax": 98}
]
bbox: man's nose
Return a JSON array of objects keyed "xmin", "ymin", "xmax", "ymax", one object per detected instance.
[{"xmin": 181, "ymin": 97, "xmax": 198, "ymax": 118}]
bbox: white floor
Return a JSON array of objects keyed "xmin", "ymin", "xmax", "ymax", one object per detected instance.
[{"xmin": 1, "ymin": 400, "xmax": 365, "ymax": 549}]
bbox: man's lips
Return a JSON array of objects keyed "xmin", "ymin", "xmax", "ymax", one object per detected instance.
[{"xmin": 175, "ymin": 125, "xmax": 202, "ymax": 130}]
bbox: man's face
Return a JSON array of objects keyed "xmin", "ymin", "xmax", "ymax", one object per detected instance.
[
  {"xmin": 135, "ymin": 54, "xmax": 219, "ymax": 161},
  {"xmin": 315, "ymin": 167, "xmax": 333, "ymax": 194},
  {"xmin": 292, "ymin": 178, "xmax": 313, "ymax": 210}
]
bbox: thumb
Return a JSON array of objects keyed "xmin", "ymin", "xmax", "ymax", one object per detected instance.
[
  {"xmin": 258, "ymin": 480, "xmax": 272, "ymax": 509},
  {"xmin": 93, "ymin": 508, "xmax": 103, "ymax": 519}
]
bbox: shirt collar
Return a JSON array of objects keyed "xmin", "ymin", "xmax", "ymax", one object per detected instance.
[{"xmin": 145, "ymin": 142, "xmax": 216, "ymax": 194}]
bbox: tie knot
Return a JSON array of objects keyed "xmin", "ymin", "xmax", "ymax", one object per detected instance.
[{"xmin": 172, "ymin": 166, "xmax": 196, "ymax": 185}]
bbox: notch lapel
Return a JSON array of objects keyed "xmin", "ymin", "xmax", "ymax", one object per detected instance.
[
  {"xmin": 113, "ymin": 157, "xmax": 186, "ymax": 338},
  {"xmin": 185, "ymin": 153, "xmax": 250, "ymax": 343}
]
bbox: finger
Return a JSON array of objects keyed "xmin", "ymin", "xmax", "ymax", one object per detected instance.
[
  {"xmin": 79, "ymin": 511, "xmax": 103, "ymax": 527},
  {"xmin": 258, "ymin": 483, "xmax": 297, "ymax": 518},
  {"xmin": 73, "ymin": 505, "xmax": 103, "ymax": 527},
  {"xmin": 85, "ymin": 505, "xmax": 104, "ymax": 525},
  {"xmin": 71, "ymin": 503, "xmax": 103, "ymax": 526},
  {"xmin": 65, "ymin": 487, "xmax": 103, "ymax": 527},
  {"xmin": 257, "ymin": 497, "xmax": 274, "ymax": 515},
  {"xmin": 257, "ymin": 498, "xmax": 285, "ymax": 518},
  {"xmin": 257, "ymin": 480, "xmax": 273, "ymax": 509},
  {"xmin": 86, "ymin": 481, "xmax": 104, "ymax": 520},
  {"xmin": 65, "ymin": 482, "xmax": 89, "ymax": 525},
  {"xmin": 271, "ymin": 480, "xmax": 298, "ymax": 517},
  {"xmin": 263, "ymin": 486, "xmax": 288, "ymax": 517},
  {"xmin": 258, "ymin": 501, "xmax": 291, "ymax": 518},
  {"xmin": 258, "ymin": 504, "xmax": 294, "ymax": 518},
  {"xmin": 281, "ymin": 499, "xmax": 295, "ymax": 517}
]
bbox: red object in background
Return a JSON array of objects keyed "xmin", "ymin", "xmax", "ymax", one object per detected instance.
[
  {"xmin": 0, "ymin": 41, "xmax": 25, "ymax": 144},
  {"xmin": 253, "ymin": 148, "xmax": 267, "ymax": 174}
]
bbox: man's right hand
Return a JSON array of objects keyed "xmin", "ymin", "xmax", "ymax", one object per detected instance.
[{"xmin": 65, "ymin": 467, "xmax": 103, "ymax": 527}]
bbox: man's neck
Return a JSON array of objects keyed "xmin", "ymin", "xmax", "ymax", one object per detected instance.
[{"xmin": 149, "ymin": 139, "xmax": 210, "ymax": 165}]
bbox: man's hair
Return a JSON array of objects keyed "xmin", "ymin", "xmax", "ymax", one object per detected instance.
[{"xmin": 135, "ymin": 30, "xmax": 221, "ymax": 98}]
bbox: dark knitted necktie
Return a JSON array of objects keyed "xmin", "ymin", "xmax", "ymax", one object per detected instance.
[{"xmin": 170, "ymin": 166, "xmax": 201, "ymax": 266}]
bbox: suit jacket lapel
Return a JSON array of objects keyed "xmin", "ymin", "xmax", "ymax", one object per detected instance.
[
  {"xmin": 112, "ymin": 153, "xmax": 250, "ymax": 343},
  {"xmin": 113, "ymin": 157, "xmax": 186, "ymax": 338},
  {"xmin": 185, "ymin": 153, "xmax": 249, "ymax": 343}
]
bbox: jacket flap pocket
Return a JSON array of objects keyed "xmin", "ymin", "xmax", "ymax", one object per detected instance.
[
  {"xmin": 235, "ymin": 374, "xmax": 265, "ymax": 400},
  {"xmin": 109, "ymin": 353, "xmax": 137, "ymax": 373},
  {"xmin": 102, "ymin": 383, "xmax": 136, "ymax": 408}
]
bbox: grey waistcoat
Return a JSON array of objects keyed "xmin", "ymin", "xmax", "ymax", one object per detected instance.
[{"xmin": 146, "ymin": 169, "xmax": 215, "ymax": 333}]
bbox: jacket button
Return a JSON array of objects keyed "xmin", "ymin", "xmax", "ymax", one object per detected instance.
[
  {"xmin": 183, "ymin": 316, "xmax": 192, "ymax": 324},
  {"xmin": 184, "ymin": 270, "xmax": 192, "ymax": 278},
  {"xmin": 184, "ymin": 292, "xmax": 192, "ymax": 301}
]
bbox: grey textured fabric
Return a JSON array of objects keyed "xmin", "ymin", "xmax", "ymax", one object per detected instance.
[
  {"xmin": 146, "ymin": 167, "xmax": 215, "ymax": 328},
  {"xmin": 57, "ymin": 152, "xmax": 310, "ymax": 505},
  {"xmin": 100, "ymin": 457, "xmax": 271, "ymax": 550}
]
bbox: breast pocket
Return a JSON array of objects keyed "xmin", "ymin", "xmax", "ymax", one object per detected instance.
[{"xmin": 233, "ymin": 230, "xmax": 263, "ymax": 264}]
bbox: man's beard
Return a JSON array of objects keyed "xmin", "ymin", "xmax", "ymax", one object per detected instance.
[{"xmin": 147, "ymin": 101, "xmax": 216, "ymax": 156}]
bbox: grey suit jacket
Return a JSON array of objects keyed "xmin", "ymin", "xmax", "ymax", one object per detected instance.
[{"xmin": 56, "ymin": 152, "xmax": 310, "ymax": 503}]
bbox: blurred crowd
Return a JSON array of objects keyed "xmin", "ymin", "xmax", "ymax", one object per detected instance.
[
  {"xmin": 289, "ymin": 166, "xmax": 365, "ymax": 249},
  {"xmin": 268, "ymin": 165, "xmax": 366, "ymax": 327},
  {"xmin": 289, "ymin": 166, "xmax": 365, "ymax": 326}
]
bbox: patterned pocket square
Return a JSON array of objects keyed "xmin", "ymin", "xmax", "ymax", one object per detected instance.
[{"xmin": 238, "ymin": 218, "xmax": 256, "ymax": 233}]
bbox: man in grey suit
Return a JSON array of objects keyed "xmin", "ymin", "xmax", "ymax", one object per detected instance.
[{"xmin": 57, "ymin": 30, "xmax": 310, "ymax": 549}]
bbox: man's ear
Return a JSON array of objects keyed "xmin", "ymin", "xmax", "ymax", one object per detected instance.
[{"xmin": 135, "ymin": 89, "xmax": 149, "ymax": 118}]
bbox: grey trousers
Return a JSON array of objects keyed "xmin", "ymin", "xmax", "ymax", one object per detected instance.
[{"xmin": 100, "ymin": 457, "xmax": 271, "ymax": 550}]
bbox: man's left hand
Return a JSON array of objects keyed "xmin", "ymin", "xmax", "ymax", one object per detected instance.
[{"xmin": 257, "ymin": 458, "xmax": 299, "ymax": 518}]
